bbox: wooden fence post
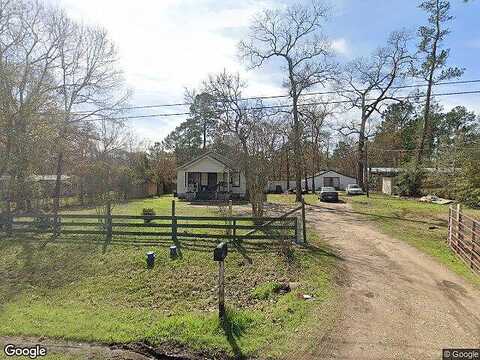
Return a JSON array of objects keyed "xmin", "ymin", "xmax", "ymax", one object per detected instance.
[
  {"xmin": 218, "ymin": 260, "xmax": 226, "ymax": 320},
  {"xmin": 294, "ymin": 217, "xmax": 299, "ymax": 244},
  {"xmin": 5, "ymin": 202, "xmax": 12, "ymax": 236},
  {"xmin": 301, "ymin": 196, "xmax": 307, "ymax": 244},
  {"xmin": 227, "ymin": 200, "xmax": 233, "ymax": 237},
  {"xmin": 106, "ymin": 200, "xmax": 112, "ymax": 244},
  {"xmin": 53, "ymin": 204, "xmax": 60, "ymax": 237},
  {"xmin": 172, "ymin": 200, "xmax": 177, "ymax": 244},
  {"xmin": 457, "ymin": 203, "xmax": 463, "ymax": 243},
  {"xmin": 472, "ymin": 221, "xmax": 477, "ymax": 269},
  {"xmin": 232, "ymin": 219, "xmax": 236, "ymax": 243},
  {"xmin": 448, "ymin": 206, "xmax": 452, "ymax": 245}
]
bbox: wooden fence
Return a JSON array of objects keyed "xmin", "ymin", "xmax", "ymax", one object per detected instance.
[
  {"xmin": 0, "ymin": 201, "xmax": 302, "ymax": 246},
  {"xmin": 448, "ymin": 204, "xmax": 480, "ymax": 274}
]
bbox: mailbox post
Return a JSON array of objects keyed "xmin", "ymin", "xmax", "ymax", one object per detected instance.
[{"xmin": 214, "ymin": 242, "xmax": 228, "ymax": 320}]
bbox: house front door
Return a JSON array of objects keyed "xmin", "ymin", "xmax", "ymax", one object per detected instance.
[{"xmin": 207, "ymin": 173, "xmax": 217, "ymax": 191}]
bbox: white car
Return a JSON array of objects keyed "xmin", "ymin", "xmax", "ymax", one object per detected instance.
[{"xmin": 346, "ymin": 184, "xmax": 363, "ymax": 195}]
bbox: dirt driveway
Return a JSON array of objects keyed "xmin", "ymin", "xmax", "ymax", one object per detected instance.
[{"xmin": 303, "ymin": 201, "xmax": 480, "ymax": 360}]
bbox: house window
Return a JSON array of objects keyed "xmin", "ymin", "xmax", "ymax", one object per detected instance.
[
  {"xmin": 324, "ymin": 177, "xmax": 340, "ymax": 189},
  {"xmin": 230, "ymin": 171, "xmax": 240, "ymax": 187},
  {"xmin": 187, "ymin": 172, "xmax": 201, "ymax": 191}
]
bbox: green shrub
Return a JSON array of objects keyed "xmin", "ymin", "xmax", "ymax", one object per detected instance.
[
  {"xmin": 251, "ymin": 282, "xmax": 281, "ymax": 300},
  {"xmin": 454, "ymin": 154, "xmax": 480, "ymax": 208},
  {"xmin": 141, "ymin": 208, "xmax": 156, "ymax": 223},
  {"xmin": 396, "ymin": 163, "xmax": 425, "ymax": 196},
  {"xmin": 33, "ymin": 215, "xmax": 53, "ymax": 231}
]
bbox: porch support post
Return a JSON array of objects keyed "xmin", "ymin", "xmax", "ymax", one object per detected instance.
[{"xmin": 227, "ymin": 169, "xmax": 230, "ymax": 193}]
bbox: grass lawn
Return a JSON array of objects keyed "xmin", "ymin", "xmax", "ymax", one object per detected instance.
[
  {"xmin": 344, "ymin": 193, "xmax": 480, "ymax": 287},
  {"xmin": 0, "ymin": 195, "xmax": 338, "ymax": 359}
]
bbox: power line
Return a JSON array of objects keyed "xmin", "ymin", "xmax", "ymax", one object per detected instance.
[
  {"xmin": 80, "ymin": 89, "xmax": 480, "ymax": 122},
  {"xmin": 69, "ymin": 78, "xmax": 480, "ymax": 115},
  {"xmin": 242, "ymin": 78, "xmax": 480, "ymax": 102},
  {"xmin": 369, "ymin": 145, "xmax": 480, "ymax": 152}
]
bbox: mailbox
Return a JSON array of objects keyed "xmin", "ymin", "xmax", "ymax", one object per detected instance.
[
  {"xmin": 146, "ymin": 251, "xmax": 155, "ymax": 268},
  {"xmin": 214, "ymin": 242, "xmax": 228, "ymax": 261}
]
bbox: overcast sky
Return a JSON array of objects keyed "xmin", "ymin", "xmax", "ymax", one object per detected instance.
[{"xmin": 48, "ymin": 0, "xmax": 480, "ymax": 144}]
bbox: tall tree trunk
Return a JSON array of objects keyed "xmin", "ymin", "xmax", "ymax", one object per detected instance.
[
  {"xmin": 357, "ymin": 101, "xmax": 367, "ymax": 190},
  {"xmin": 52, "ymin": 151, "xmax": 64, "ymax": 216},
  {"xmin": 312, "ymin": 132, "xmax": 318, "ymax": 193},
  {"xmin": 416, "ymin": 1, "xmax": 440, "ymax": 170},
  {"xmin": 0, "ymin": 127, "xmax": 12, "ymax": 178},
  {"xmin": 240, "ymin": 141, "xmax": 250, "ymax": 201},
  {"xmin": 326, "ymin": 138, "xmax": 330, "ymax": 169},
  {"xmin": 292, "ymin": 94, "xmax": 302, "ymax": 201},
  {"xmin": 357, "ymin": 122, "xmax": 367, "ymax": 190},
  {"xmin": 289, "ymin": 61, "xmax": 303, "ymax": 202},
  {"xmin": 304, "ymin": 168, "xmax": 308, "ymax": 194},
  {"xmin": 311, "ymin": 155, "xmax": 316, "ymax": 193},
  {"xmin": 286, "ymin": 146, "xmax": 290, "ymax": 191},
  {"xmin": 203, "ymin": 121, "xmax": 207, "ymax": 149},
  {"xmin": 416, "ymin": 78, "xmax": 434, "ymax": 168},
  {"xmin": 79, "ymin": 180, "xmax": 85, "ymax": 206}
]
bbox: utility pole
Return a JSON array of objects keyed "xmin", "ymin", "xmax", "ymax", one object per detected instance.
[{"xmin": 365, "ymin": 136, "xmax": 370, "ymax": 198}]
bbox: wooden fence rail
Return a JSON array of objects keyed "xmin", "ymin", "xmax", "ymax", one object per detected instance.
[
  {"xmin": 0, "ymin": 200, "xmax": 301, "ymax": 245},
  {"xmin": 448, "ymin": 204, "xmax": 480, "ymax": 275}
]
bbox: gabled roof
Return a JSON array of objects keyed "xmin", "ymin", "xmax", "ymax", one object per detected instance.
[
  {"xmin": 303, "ymin": 169, "xmax": 356, "ymax": 181},
  {"xmin": 177, "ymin": 151, "xmax": 239, "ymax": 171}
]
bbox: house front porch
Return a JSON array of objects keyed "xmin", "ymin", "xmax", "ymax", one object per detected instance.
[{"xmin": 183, "ymin": 171, "xmax": 241, "ymax": 202}]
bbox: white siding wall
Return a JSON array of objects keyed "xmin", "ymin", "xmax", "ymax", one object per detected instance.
[
  {"xmin": 176, "ymin": 156, "xmax": 246, "ymax": 197},
  {"xmin": 302, "ymin": 171, "xmax": 357, "ymax": 191},
  {"xmin": 177, "ymin": 170, "xmax": 186, "ymax": 194},
  {"xmin": 231, "ymin": 171, "xmax": 247, "ymax": 195}
]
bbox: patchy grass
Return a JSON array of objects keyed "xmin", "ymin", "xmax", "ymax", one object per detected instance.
[
  {"xmin": 0, "ymin": 196, "xmax": 338, "ymax": 359},
  {"xmin": 267, "ymin": 194, "xmax": 319, "ymax": 205},
  {"xmin": 62, "ymin": 194, "xmax": 209, "ymax": 216},
  {"xmin": 251, "ymin": 282, "xmax": 282, "ymax": 300},
  {"xmin": 344, "ymin": 193, "xmax": 480, "ymax": 287}
]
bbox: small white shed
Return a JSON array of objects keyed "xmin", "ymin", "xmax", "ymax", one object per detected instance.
[
  {"xmin": 302, "ymin": 170, "xmax": 357, "ymax": 191},
  {"xmin": 176, "ymin": 152, "xmax": 246, "ymax": 201}
]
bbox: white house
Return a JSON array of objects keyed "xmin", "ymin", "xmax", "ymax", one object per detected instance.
[
  {"xmin": 176, "ymin": 152, "xmax": 246, "ymax": 201},
  {"xmin": 302, "ymin": 170, "xmax": 357, "ymax": 191}
]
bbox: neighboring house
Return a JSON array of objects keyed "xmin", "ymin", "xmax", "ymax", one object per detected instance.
[
  {"xmin": 267, "ymin": 170, "xmax": 357, "ymax": 193},
  {"xmin": 302, "ymin": 170, "xmax": 357, "ymax": 191},
  {"xmin": 176, "ymin": 151, "xmax": 246, "ymax": 201},
  {"xmin": 0, "ymin": 175, "xmax": 73, "ymax": 196}
]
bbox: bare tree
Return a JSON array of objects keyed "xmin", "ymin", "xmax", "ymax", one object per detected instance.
[
  {"xmin": 300, "ymin": 102, "xmax": 335, "ymax": 192},
  {"xmin": 0, "ymin": 0, "xmax": 61, "ymax": 210},
  {"xmin": 247, "ymin": 117, "xmax": 282, "ymax": 218},
  {"xmin": 239, "ymin": 0, "xmax": 337, "ymax": 202},
  {"xmin": 201, "ymin": 70, "xmax": 258, "ymax": 201},
  {"xmin": 414, "ymin": 0, "xmax": 463, "ymax": 168},
  {"xmin": 50, "ymin": 10, "xmax": 129, "ymax": 217},
  {"xmin": 337, "ymin": 31, "xmax": 412, "ymax": 190}
]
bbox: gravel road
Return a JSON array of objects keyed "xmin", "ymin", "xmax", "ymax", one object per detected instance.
[{"xmin": 305, "ymin": 201, "xmax": 480, "ymax": 360}]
